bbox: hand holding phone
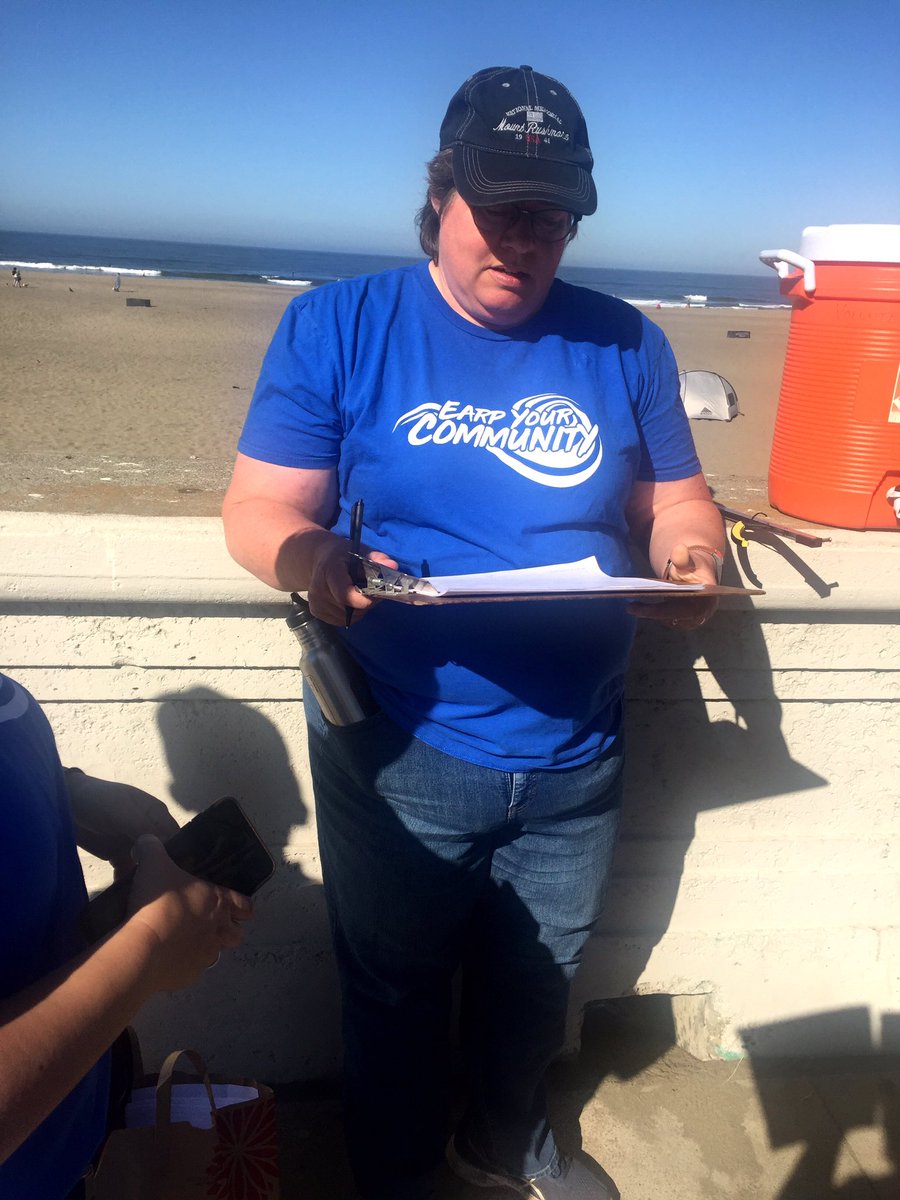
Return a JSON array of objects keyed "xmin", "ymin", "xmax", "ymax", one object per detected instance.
[
  {"xmin": 127, "ymin": 833, "xmax": 254, "ymax": 990},
  {"xmin": 81, "ymin": 797, "xmax": 275, "ymax": 944}
]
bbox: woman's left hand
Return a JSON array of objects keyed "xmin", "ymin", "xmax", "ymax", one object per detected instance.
[{"xmin": 626, "ymin": 542, "xmax": 719, "ymax": 632}]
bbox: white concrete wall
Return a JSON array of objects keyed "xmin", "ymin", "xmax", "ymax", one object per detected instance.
[{"xmin": 2, "ymin": 512, "xmax": 898, "ymax": 1078}]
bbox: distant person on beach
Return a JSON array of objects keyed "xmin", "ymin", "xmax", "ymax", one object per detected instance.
[
  {"xmin": 113, "ymin": 273, "xmax": 121, "ymax": 292},
  {"xmin": 12, "ymin": 267, "xmax": 22, "ymax": 287},
  {"xmin": 0, "ymin": 672, "xmax": 253, "ymax": 1198},
  {"xmin": 224, "ymin": 64, "xmax": 723, "ymax": 1200}
]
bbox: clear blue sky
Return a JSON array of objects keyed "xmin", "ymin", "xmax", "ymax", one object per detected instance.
[{"xmin": 1, "ymin": 0, "xmax": 897, "ymax": 274}]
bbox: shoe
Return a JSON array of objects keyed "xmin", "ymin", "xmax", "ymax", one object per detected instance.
[{"xmin": 446, "ymin": 1136, "xmax": 618, "ymax": 1199}]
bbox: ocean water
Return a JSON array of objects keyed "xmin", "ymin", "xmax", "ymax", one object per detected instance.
[{"xmin": 0, "ymin": 229, "xmax": 785, "ymax": 309}]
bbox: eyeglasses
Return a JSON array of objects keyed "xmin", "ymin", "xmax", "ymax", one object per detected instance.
[{"xmin": 471, "ymin": 204, "xmax": 580, "ymax": 244}]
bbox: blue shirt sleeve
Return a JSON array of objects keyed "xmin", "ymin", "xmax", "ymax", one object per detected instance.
[
  {"xmin": 633, "ymin": 318, "xmax": 700, "ymax": 483},
  {"xmin": 238, "ymin": 294, "xmax": 344, "ymax": 468}
]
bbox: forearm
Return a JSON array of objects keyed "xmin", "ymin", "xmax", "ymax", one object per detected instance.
[
  {"xmin": 65, "ymin": 769, "xmax": 179, "ymax": 866},
  {"xmin": 221, "ymin": 458, "xmax": 396, "ymax": 623},
  {"xmin": 626, "ymin": 474, "xmax": 724, "ymax": 580},
  {"xmin": 644, "ymin": 497, "xmax": 725, "ymax": 578},
  {"xmin": 222, "ymin": 496, "xmax": 344, "ymax": 592},
  {"xmin": 0, "ymin": 920, "xmax": 159, "ymax": 1164}
]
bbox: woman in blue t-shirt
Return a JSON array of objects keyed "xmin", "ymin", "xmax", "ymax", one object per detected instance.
[{"xmin": 224, "ymin": 66, "xmax": 724, "ymax": 1200}]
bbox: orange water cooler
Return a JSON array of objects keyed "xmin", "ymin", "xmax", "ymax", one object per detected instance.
[{"xmin": 760, "ymin": 224, "xmax": 900, "ymax": 530}]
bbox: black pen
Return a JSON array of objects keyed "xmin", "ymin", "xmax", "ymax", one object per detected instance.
[{"xmin": 346, "ymin": 499, "xmax": 364, "ymax": 629}]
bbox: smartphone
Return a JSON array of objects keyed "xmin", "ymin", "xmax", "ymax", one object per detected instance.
[{"xmin": 81, "ymin": 796, "xmax": 276, "ymax": 944}]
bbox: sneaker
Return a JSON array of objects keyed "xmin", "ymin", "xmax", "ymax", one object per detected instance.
[{"xmin": 446, "ymin": 1136, "xmax": 618, "ymax": 1199}]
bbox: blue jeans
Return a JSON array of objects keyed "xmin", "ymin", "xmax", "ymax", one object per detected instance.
[{"xmin": 306, "ymin": 690, "xmax": 623, "ymax": 1198}]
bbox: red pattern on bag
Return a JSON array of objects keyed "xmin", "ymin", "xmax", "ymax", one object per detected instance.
[{"xmin": 206, "ymin": 1096, "xmax": 280, "ymax": 1199}]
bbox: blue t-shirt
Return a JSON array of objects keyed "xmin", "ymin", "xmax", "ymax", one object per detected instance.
[
  {"xmin": 239, "ymin": 262, "xmax": 699, "ymax": 770},
  {"xmin": 0, "ymin": 674, "xmax": 110, "ymax": 1199}
]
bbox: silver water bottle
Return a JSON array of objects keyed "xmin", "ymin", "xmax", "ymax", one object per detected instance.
[{"xmin": 286, "ymin": 593, "xmax": 378, "ymax": 727}]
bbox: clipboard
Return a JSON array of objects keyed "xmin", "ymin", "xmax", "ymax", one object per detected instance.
[{"xmin": 349, "ymin": 554, "xmax": 764, "ymax": 605}]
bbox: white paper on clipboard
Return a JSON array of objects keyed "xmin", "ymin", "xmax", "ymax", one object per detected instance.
[{"xmin": 411, "ymin": 556, "xmax": 705, "ymax": 598}]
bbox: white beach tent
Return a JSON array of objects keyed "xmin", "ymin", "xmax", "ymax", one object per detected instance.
[{"xmin": 678, "ymin": 370, "xmax": 739, "ymax": 421}]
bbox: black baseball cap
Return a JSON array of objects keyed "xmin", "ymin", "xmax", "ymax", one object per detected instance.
[{"xmin": 439, "ymin": 65, "xmax": 597, "ymax": 216}]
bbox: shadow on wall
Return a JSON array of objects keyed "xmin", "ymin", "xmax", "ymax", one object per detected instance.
[
  {"xmin": 133, "ymin": 687, "xmax": 336, "ymax": 1080},
  {"xmin": 156, "ymin": 684, "xmax": 304, "ymax": 844},
  {"xmin": 742, "ymin": 1008, "xmax": 900, "ymax": 1199},
  {"xmin": 546, "ymin": 998, "xmax": 899, "ymax": 1200},
  {"xmin": 575, "ymin": 598, "xmax": 828, "ymax": 1019}
]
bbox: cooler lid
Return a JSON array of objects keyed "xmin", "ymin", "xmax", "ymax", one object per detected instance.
[{"xmin": 800, "ymin": 224, "xmax": 900, "ymax": 264}]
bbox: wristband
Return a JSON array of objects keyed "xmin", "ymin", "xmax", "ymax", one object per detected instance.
[{"xmin": 687, "ymin": 545, "xmax": 724, "ymax": 584}]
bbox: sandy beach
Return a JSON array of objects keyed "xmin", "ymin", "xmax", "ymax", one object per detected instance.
[{"xmin": 1, "ymin": 271, "xmax": 789, "ymax": 516}]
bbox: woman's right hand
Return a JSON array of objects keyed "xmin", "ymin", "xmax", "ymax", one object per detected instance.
[
  {"xmin": 307, "ymin": 534, "xmax": 398, "ymax": 626},
  {"xmin": 125, "ymin": 835, "xmax": 253, "ymax": 992}
]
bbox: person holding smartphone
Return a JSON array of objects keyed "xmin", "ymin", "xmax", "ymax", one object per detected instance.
[{"xmin": 0, "ymin": 671, "xmax": 254, "ymax": 1199}]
